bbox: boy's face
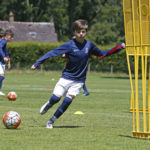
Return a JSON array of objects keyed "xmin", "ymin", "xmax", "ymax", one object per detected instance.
[
  {"xmin": 5, "ymin": 34, "xmax": 13, "ymax": 41},
  {"xmin": 74, "ymin": 29, "xmax": 87, "ymax": 43}
]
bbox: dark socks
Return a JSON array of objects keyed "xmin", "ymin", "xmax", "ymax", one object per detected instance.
[
  {"xmin": 83, "ymin": 84, "xmax": 89, "ymax": 94},
  {"xmin": 0, "ymin": 76, "xmax": 5, "ymax": 89},
  {"xmin": 49, "ymin": 97, "xmax": 72, "ymax": 123},
  {"xmin": 49, "ymin": 94, "xmax": 61, "ymax": 106}
]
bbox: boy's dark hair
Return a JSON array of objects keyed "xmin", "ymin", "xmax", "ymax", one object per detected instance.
[
  {"xmin": 4, "ymin": 29, "xmax": 14, "ymax": 37},
  {"xmin": 72, "ymin": 19, "xmax": 88, "ymax": 32},
  {"xmin": 0, "ymin": 28, "xmax": 5, "ymax": 38}
]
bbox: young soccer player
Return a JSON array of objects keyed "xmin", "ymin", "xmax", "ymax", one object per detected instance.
[
  {"xmin": 31, "ymin": 19, "xmax": 125, "ymax": 129},
  {"xmin": 0, "ymin": 29, "xmax": 13, "ymax": 95}
]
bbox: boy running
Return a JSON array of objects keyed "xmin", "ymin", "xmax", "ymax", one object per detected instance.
[
  {"xmin": 0, "ymin": 29, "xmax": 13, "ymax": 95},
  {"xmin": 31, "ymin": 19, "xmax": 125, "ymax": 129}
]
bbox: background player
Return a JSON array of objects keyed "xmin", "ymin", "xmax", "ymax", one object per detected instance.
[{"xmin": 0, "ymin": 29, "xmax": 14, "ymax": 95}]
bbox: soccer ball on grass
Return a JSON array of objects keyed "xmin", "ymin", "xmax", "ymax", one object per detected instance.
[
  {"xmin": 7, "ymin": 91, "xmax": 17, "ymax": 101},
  {"xmin": 3, "ymin": 111, "xmax": 21, "ymax": 129}
]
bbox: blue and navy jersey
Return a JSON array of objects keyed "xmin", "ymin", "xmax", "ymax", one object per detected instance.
[
  {"xmin": 34, "ymin": 39, "xmax": 124, "ymax": 82},
  {"xmin": 0, "ymin": 38, "xmax": 9, "ymax": 64}
]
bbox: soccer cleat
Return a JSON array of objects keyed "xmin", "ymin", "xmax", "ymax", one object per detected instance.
[
  {"xmin": 46, "ymin": 121, "xmax": 53, "ymax": 129},
  {"xmin": 0, "ymin": 91, "xmax": 5, "ymax": 96},
  {"xmin": 40, "ymin": 101, "xmax": 51, "ymax": 115},
  {"xmin": 82, "ymin": 92, "xmax": 90, "ymax": 96}
]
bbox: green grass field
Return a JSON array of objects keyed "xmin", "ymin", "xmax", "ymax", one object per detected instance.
[{"xmin": 0, "ymin": 70, "xmax": 150, "ymax": 150}]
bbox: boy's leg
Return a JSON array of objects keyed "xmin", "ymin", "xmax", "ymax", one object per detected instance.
[
  {"xmin": 45, "ymin": 79, "xmax": 83, "ymax": 129},
  {"xmin": 0, "ymin": 75, "xmax": 5, "ymax": 89},
  {"xmin": 0, "ymin": 75, "xmax": 5, "ymax": 95},
  {"xmin": 0, "ymin": 64, "xmax": 5, "ymax": 96},
  {"xmin": 40, "ymin": 78, "xmax": 67, "ymax": 115},
  {"xmin": 47, "ymin": 96, "xmax": 73, "ymax": 128},
  {"xmin": 40, "ymin": 94, "xmax": 61, "ymax": 114},
  {"xmin": 82, "ymin": 83, "xmax": 90, "ymax": 96}
]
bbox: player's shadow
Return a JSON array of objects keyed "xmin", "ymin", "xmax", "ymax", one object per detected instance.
[
  {"xmin": 119, "ymin": 135, "xmax": 149, "ymax": 140},
  {"xmin": 119, "ymin": 134, "xmax": 133, "ymax": 139},
  {"xmin": 101, "ymin": 76, "xmax": 129, "ymax": 79},
  {"xmin": 54, "ymin": 125, "xmax": 84, "ymax": 129}
]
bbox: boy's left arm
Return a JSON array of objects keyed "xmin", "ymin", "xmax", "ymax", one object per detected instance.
[
  {"xmin": 7, "ymin": 58, "xmax": 11, "ymax": 69},
  {"xmin": 91, "ymin": 42, "xmax": 125, "ymax": 58},
  {"xmin": 31, "ymin": 42, "xmax": 72, "ymax": 70}
]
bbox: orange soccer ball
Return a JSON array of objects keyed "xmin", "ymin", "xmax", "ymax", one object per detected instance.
[
  {"xmin": 3, "ymin": 111, "xmax": 21, "ymax": 129},
  {"xmin": 7, "ymin": 91, "xmax": 17, "ymax": 101}
]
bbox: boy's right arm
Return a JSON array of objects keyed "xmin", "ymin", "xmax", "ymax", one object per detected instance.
[
  {"xmin": 7, "ymin": 58, "xmax": 11, "ymax": 69},
  {"xmin": 31, "ymin": 42, "xmax": 72, "ymax": 70}
]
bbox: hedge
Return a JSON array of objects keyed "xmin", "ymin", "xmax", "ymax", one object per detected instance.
[{"xmin": 7, "ymin": 41, "xmax": 130, "ymax": 73}]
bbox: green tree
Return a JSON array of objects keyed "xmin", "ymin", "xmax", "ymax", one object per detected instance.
[
  {"xmin": 49, "ymin": 0, "xmax": 108, "ymax": 40},
  {"xmin": 87, "ymin": 0, "xmax": 124, "ymax": 45},
  {"xmin": 0, "ymin": 0, "xmax": 27, "ymax": 21},
  {"xmin": 49, "ymin": 0, "xmax": 69, "ymax": 41},
  {"xmin": 0, "ymin": 0, "xmax": 52, "ymax": 22},
  {"xmin": 0, "ymin": 0, "xmax": 124, "ymax": 44},
  {"xmin": 87, "ymin": 22, "xmax": 118, "ymax": 45}
]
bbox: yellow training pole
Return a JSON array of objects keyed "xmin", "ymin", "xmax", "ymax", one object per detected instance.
[
  {"xmin": 130, "ymin": 0, "xmax": 136, "ymax": 131},
  {"xmin": 131, "ymin": 0, "xmax": 140, "ymax": 131},
  {"xmin": 144, "ymin": 48, "xmax": 148, "ymax": 132},
  {"xmin": 126, "ymin": 53, "xmax": 134, "ymax": 111},
  {"xmin": 135, "ymin": 47, "xmax": 140, "ymax": 132},
  {"xmin": 141, "ymin": 51, "xmax": 147, "ymax": 132},
  {"xmin": 130, "ymin": 0, "xmax": 136, "ymax": 112},
  {"xmin": 148, "ymin": 63, "xmax": 150, "ymax": 132},
  {"xmin": 138, "ymin": 0, "xmax": 147, "ymax": 132}
]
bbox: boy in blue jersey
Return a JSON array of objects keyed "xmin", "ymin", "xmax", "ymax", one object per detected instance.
[
  {"xmin": 0, "ymin": 29, "xmax": 13, "ymax": 95},
  {"xmin": 62, "ymin": 53, "xmax": 90, "ymax": 96},
  {"xmin": 31, "ymin": 19, "xmax": 125, "ymax": 129}
]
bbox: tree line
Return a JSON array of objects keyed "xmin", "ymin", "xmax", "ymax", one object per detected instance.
[{"xmin": 0, "ymin": 0, "xmax": 124, "ymax": 45}]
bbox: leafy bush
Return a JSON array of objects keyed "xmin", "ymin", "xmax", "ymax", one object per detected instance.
[{"xmin": 87, "ymin": 22, "xmax": 119, "ymax": 45}]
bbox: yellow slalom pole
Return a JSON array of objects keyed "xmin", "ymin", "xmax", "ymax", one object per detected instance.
[
  {"xmin": 141, "ymin": 49, "xmax": 147, "ymax": 132},
  {"xmin": 138, "ymin": 0, "xmax": 147, "ymax": 132},
  {"xmin": 130, "ymin": 0, "xmax": 136, "ymax": 131},
  {"xmin": 144, "ymin": 48, "xmax": 148, "ymax": 131},
  {"xmin": 123, "ymin": 1, "xmax": 134, "ymax": 112},
  {"xmin": 148, "ymin": 62, "xmax": 150, "ymax": 132},
  {"xmin": 126, "ymin": 50, "xmax": 135, "ymax": 130},
  {"xmin": 148, "ymin": 0, "xmax": 150, "ymax": 133},
  {"xmin": 135, "ymin": 48, "xmax": 140, "ymax": 132},
  {"xmin": 126, "ymin": 53, "xmax": 134, "ymax": 111}
]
